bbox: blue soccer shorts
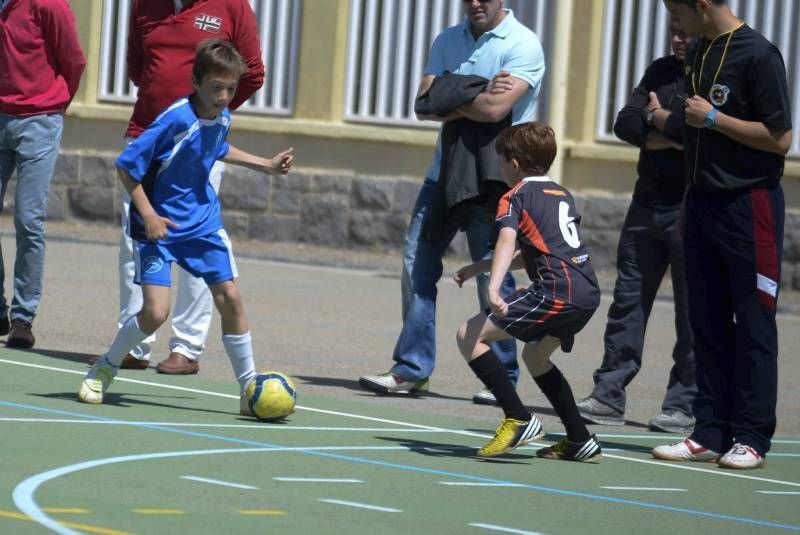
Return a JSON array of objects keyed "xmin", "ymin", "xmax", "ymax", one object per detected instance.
[{"xmin": 133, "ymin": 229, "xmax": 238, "ymax": 287}]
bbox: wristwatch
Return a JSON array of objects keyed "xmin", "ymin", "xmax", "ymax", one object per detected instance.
[
  {"xmin": 645, "ymin": 108, "xmax": 659, "ymax": 127},
  {"xmin": 704, "ymin": 108, "xmax": 719, "ymax": 129}
]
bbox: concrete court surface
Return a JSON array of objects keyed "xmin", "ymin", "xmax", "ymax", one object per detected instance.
[{"xmin": 4, "ymin": 216, "xmax": 800, "ymax": 439}]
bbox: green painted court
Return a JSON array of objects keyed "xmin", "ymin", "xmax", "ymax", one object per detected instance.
[{"xmin": 2, "ymin": 350, "xmax": 799, "ymax": 535}]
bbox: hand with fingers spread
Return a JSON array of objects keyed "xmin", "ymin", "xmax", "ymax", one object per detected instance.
[{"xmin": 223, "ymin": 145, "xmax": 295, "ymax": 176}]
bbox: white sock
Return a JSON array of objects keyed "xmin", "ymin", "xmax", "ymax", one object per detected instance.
[
  {"xmin": 104, "ymin": 315, "xmax": 149, "ymax": 368},
  {"xmin": 86, "ymin": 356, "xmax": 118, "ymax": 380},
  {"xmin": 222, "ymin": 332, "xmax": 256, "ymax": 393}
]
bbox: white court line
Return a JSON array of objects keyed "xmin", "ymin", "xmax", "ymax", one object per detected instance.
[
  {"xmin": 0, "ymin": 418, "xmax": 438, "ymax": 432},
  {"xmin": 603, "ymin": 453, "xmax": 800, "ymax": 487},
  {"xmin": 14, "ymin": 419, "xmax": 797, "ymax": 456},
  {"xmin": 469, "ymin": 523, "xmax": 545, "ymax": 535},
  {"xmin": 180, "ymin": 475, "xmax": 258, "ymax": 490},
  {"xmin": 547, "ymin": 432, "xmax": 800, "ymax": 446},
  {"xmin": 272, "ymin": 477, "xmax": 363, "ymax": 483},
  {"xmin": 2, "ymin": 357, "xmax": 799, "ymax": 489},
  {"xmin": 318, "ymin": 498, "xmax": 401, "ymax": 513},
  {"xmin": 440, "ymin": 482, "xmax": 525, "ymax": 487},
  {"xmin": 601, "ymin": 486, "xmax": 687, "ymax": 492},
  {"xmin": 575, "ymin": 446, "xmax": 800, "ymax": 458},
  {"xmin": 756, "ymin": 491, "xmax": 800, "ymax": 495},
  {"xmin": 0, "ymin": 359, "xmax": 490, "ymax": 438}
]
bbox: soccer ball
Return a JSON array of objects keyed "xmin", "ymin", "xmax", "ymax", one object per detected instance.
[{"xmin": 245, "ymin": 371, "xmax": 297, "ymax": 422}]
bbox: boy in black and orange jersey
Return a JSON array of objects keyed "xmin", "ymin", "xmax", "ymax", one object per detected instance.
[{"xmin": 454, "ymin": 122, "xmax": 602, "ymax": 461}]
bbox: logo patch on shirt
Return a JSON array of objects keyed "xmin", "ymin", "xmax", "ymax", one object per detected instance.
[
  {"xmin": 542, "ymin": 189, "xmax": 566, "ymax": 197},
  {"xmin": 143, "ymin": 256, "xmax": 165, "ymax": 274},
  {"xmin": 571, "ymin": 254, "xmax": 589, "ymax": 265},
  {"xmin": 708, "ymin": 83, "xmax": 730, "ymax": 106},
  {"xmin": 194, "ymin": 14, "xmax": 222, "ymax": 33}
]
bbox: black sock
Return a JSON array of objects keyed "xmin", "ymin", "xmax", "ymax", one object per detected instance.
[
  {"xmin": 534, "ymin": 365, "xmax": 589, "ymax": 443},
  {"xmin": 469, "ymin": 350, "xmax": 528, "ymax": 421}
]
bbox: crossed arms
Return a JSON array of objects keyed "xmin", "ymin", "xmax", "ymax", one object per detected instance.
[{"xmin": 415, "ymin": 72, "xmax": 530, "ymax": 124}]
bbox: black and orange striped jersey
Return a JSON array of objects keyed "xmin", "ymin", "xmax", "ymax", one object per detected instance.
[{"xmin": 495, "ymin": 176, "xmax": 600, "ymax": 310}]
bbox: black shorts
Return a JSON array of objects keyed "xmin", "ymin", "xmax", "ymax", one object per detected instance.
[{"xmin": 487, "ymin": 288, "xmax": 596, "ymax": 351}]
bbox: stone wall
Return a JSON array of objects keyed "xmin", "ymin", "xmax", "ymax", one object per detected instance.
[{"xmin": 20, "ymin": 150, "xmax": 800, "ymax": 290}]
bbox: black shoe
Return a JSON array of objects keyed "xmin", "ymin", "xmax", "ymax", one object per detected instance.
[
  {"xmin": 0, "ymin": 315, "xmax": 8, "ymax": 336},
  {"xmin": 536, "ymin": 434, "xmax": 602, "ymax": 462},
  {"xmin": 7, "ymin": 318, "xmax": 35, "ymax": 349}
]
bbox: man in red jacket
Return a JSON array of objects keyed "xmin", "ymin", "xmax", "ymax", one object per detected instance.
[
  {"xmin": 113, "ymin": 0, "xmax": 265, "ymax": 374},
  {"xmin": 0, "ymin": 0, "xmax": 86, "ymax": 348}
]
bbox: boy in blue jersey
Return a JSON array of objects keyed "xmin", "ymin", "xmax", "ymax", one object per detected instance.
[
  {"xmin": 454, "ymin": 123, "xmax": 602, "ymax": 461},
  {"xmin": 78, "ymin": 39, "xmax": 293, "ymax": 412}
]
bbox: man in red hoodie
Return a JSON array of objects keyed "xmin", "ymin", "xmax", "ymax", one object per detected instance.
[
  {"xmin": 113, "ymin": 0, "xmax": 265, "ymax": 374},
  {"xmin": 0, "ymin": 0, "xmax": 86, "ymax": 348}
]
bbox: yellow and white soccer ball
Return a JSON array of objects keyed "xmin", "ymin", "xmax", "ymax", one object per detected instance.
[{"xmin": 245, "ymin": 371, "xmax": 297, "ymax": 422}]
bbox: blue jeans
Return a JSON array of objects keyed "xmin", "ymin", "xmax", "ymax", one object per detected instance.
[
  {"xmin": 0, "ymin": 113, "xmax": 63, "ymax": 322},
  {"xmin": 392, "ymin": 179, "xmax": 519, "ymax": 383}
]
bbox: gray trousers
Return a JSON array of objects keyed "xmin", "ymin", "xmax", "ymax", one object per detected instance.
[
  {"xmin": 591, "ymin": 200, "xmax": 696, "ymax": 415},
  {"xmin": 0, "ymin": 112, "xmax": 63, "ymax": 322}
]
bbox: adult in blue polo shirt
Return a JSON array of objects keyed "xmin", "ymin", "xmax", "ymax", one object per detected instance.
[{"xmin": 360, "ymin": 0, "xmax": 545, "ymax": 403}]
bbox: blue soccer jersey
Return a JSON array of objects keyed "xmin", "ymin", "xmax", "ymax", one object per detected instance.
[{"xmin": 116, "ymin": 97, "xmax": 230, "ymax": 244}]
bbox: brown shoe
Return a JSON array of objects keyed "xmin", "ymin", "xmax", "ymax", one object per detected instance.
[
  {"xmin": 156, "ymin": 352, "xmax": 199, "ymax": 375},
  {"xmin": 7, "ymin": 318, "xmax": 34, "ymax": 349},
  {"xmin": 87, "ymin": 353, "xmax": 150, "ymax": 370}
]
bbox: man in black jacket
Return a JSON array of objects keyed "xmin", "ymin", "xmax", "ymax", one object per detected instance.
[{"xmin": 577, "ymin": 16, "xmax": 696, "ymax": 433}]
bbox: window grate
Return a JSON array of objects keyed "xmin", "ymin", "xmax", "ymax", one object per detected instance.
[
  {"xmin": 343, "ymin": 0, "xmax": 553, "ymax": 128},
  {"xmin": 98, "ymin": 0, "xmax": 301, "ymax": 115},
  {"xmin": 597, "ymin": 0, "xmax": 800, "ymax": 157}
]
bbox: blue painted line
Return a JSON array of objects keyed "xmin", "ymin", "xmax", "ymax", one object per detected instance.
[{"xmin": 4, "ymin": 400, "xmax": 800, "ymax": 533}]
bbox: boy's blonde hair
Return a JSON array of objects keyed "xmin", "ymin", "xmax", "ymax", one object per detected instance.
[
  {"xmin": 192, "ymin": 38, "xmax": 248, "ymax": 84},
  {"xmin": 495, "ymin": 122, "xmax": 557, "ymax": 176}
]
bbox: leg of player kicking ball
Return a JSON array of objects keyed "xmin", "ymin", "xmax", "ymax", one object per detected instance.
[
  {"xmin": 209, "ymin": 281, "xmax": 257, "ymax": 415},
  {"xmin": 79, "ymin": 285, "xmax": 171, "ymax": 404}
]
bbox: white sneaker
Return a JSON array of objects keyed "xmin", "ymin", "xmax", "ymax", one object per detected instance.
[
  {"xmin": 78, "ymin": 359, "xmax": 117, "ymax": 404},
  {"xmin": 652, "ymin": 438, "xmax": 719, "ymax": 462},
  {"xmin": 358, "ymin": 372, "xmax": 429, "ymax": 395},
  {"xmin": 718, "ymin": 443, "xmax": 765, "ymax": 469},
  {"xmin": 240, "ymin": 378, "xmax": 255, "ymax": 416},
  {"xmin": 240, "ymin": 393, "xmax": 253, "ymax": 416},
  {"xmin": 472, "ymin": 387, "xmax": 498, "ymax": 405}
]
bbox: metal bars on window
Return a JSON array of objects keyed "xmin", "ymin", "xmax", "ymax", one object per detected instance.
[
  {"xmin": 244, "ymin": 0, "xmax": 302, "ymax": 115},
  {"xmin": 98, "ymin": 0, "xmax": 301, "ymax": 116},
  {"xmin": 98, "ymin": 0, "xmax": 136, "ymax": 104},
  {"xmin": 344, "ymin": 0, "xmax": 553, "ymax": 128},
  {"xmin": 597, "ymin": 0, "xmax": 800, "ymax": 157}
]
